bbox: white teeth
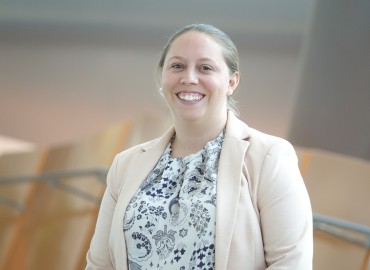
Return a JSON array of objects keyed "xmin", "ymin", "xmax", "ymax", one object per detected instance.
[{"xmin": 178, "ymin": 93, "xmax": 204, "ymax": 101}]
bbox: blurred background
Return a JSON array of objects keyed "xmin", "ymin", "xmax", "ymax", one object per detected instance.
[{"xmin": 0, "ymin": 0, "xmax": 369, "ymax": 269}]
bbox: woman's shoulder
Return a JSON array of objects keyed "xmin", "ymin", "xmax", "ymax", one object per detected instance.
[
  {"xmin": 106, "ymin": 137, "xmax": 163, "ymax": 194},
  {"xmin": 228, "ymin": 112, "xmax": 294, "ymax": 153},
  {"xmin": 114, "ymin": 127, "xmax": 174, "ymax": 162},
  {"xmin": 246, "ymin": 126, "xmax": 297, "ymax": 159},
  {"xmin": 248, "ymin": 127, "xmax": 291, "ymax": 146},
  {"xmin": 115, "ymin": 137, "xmax": 161, "ymax": 161}
]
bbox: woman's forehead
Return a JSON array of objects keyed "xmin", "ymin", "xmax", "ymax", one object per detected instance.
[{"xmin": 166, "ymin": 31, "xmax": 224, "ymax": 59}]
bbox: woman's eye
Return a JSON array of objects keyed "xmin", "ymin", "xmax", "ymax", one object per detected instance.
[
  {"xmin": 200, "ymin": 65, "xmax": 213, "ymax": 71},
  {"xmin": 171, "ymin": 64, "xmax": 183, "ymax": 69}
]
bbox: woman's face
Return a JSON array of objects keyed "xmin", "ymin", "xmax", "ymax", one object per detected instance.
[{"xmin": 160, "ymin": 31, "xmax": 239, "ymax": 125}]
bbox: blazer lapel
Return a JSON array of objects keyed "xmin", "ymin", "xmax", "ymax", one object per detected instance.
[
  {"xmin": 115, "ymin": 128, "xmax": 174, "ymax": 270},
  {"xmin": 215, "ymin": 111, "xmax": 250, "ymax": 269},
  {"xmin": 119, "ymin": 127, "xmax": 175, "ymax": 211}
]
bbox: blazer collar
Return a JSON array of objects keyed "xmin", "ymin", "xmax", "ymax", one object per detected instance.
[
  {"xmin": 141, "ymin": 110, "xmax": 251, "ymax": 152},
  {"xmin": 215, "ymin": 111, "xmax": 251, "ymax": 269},
  {"xmin": 141, "ymin": 126, "xmax": 175, "ymax": 153},
  {"xmin": 120, "ymin": 126, "xmax": 175, "ymax": 206},
  {"xmin": 224, "ymin": 110, "xmax": 251, "ymax": 140}
]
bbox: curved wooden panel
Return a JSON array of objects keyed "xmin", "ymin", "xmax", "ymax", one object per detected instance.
[{"xmin": 295, "ymin": 147, "xmax": 370, "ymax": 270}]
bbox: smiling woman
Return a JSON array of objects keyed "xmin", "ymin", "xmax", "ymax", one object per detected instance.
[
  {"xmin": 158, "ymin": 24, "xmax": 240, "ymax": 116},
  {"xmin": 159, "ymin": 30, "xmax": 239, "ymax": 157},
  {"xmin": 86, "ymin": 24, "xmax": 313, "ymax": 270}
]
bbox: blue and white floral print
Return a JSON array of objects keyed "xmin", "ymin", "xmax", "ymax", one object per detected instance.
[{"xmin": 123, "ymin": 131, "xmax": 224, "ymax": 270}]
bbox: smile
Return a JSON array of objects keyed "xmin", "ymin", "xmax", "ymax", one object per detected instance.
[{"xmin": 177, "ymin": 92, "xmax": 205, "ymax": 102}]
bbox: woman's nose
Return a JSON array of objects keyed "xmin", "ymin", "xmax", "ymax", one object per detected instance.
[{"xmin": 180, "ymin": 69, "xmax": 198, "ymax": 84}]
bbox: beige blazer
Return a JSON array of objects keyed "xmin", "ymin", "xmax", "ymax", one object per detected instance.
[{"xmin": 86, "ymin": 111, "xmax": 313, "ymax": 270}]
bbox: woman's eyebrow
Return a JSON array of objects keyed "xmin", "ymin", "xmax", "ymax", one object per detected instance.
[
  {"xmin": 167, "ymin": 56, "xmax": 184, "ymax": 61},
  {"xmin": 168, "ymin": 56, "xmax": 217, "ymax": 63}
]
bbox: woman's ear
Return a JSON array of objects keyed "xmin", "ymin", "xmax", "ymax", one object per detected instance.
[{"xmin": 228, "ymin": 71, "xmax": 240, "ymax": 95}]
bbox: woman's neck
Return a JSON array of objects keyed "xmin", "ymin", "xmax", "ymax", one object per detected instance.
[{"xmin": 171, "ymin": 113, "xmax": 227, "ymax": 158}]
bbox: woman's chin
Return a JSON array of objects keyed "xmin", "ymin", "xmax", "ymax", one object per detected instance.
[{"xmin": 173, "ymin": 109, "xmax": 206, "ymax": 124}]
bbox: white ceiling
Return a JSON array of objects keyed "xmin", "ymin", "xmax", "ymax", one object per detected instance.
[{"xmin": 1, "ymin": 0, "xmax": 369, "ymax": 160}]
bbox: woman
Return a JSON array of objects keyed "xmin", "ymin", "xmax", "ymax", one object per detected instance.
[{"xmin": 86, "ymin": 24, "xmax": 313, "ymax": 270}]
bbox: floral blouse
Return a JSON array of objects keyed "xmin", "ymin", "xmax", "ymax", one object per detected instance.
[{"xmin": 123, "ymin": 131, "xmax": 224, "ymax": 270}]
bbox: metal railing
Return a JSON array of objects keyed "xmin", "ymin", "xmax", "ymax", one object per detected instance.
[
  {"xmin": 0, "ymin": 167, "xmax": 109, "ymax": 211},
  {"xmin": 0, "ymin": 168, "xmax": 370, "ymax": 251},
  {"xmin": 313, "ymin": 213, "xmax": 370, "ymax": 249}
]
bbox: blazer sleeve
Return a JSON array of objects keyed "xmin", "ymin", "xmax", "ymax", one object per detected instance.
[
  {"xmin": 257, "ymin": 140, "xmax": 313, "ymax": 269},
  {"xmin": 86, "ymin": 155, "xmax": 119, "ymax": 270}
]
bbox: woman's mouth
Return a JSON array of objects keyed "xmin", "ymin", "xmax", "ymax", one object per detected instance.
[{"xmin": 176, "ymin": 92, "xmax": 205, "ymax": 102}]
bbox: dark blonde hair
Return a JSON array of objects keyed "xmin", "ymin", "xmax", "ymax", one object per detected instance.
[{"xmin": 157, "ymin": 24, "xmax": 240, "ymax": 116}]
